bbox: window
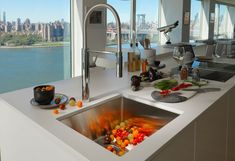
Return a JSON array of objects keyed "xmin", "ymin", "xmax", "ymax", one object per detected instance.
[
  {"xmin": 106, "ymin": 0, "xmax": 159, "ymax": 48},
  {"xmin": 106, "ymin": 0, "xmax": 131, "ymax": 46},
  {"xmin": 190, "ymin": 0, "xmax": 203, "ymax": 41},
  {"xmin": 214, "ymin": 4, "xmax": 234, "ymax": 39},
  {"xmin": 0, "ymin": 0, "xmax": 71, "ymax": 93},
  {"xmin": 136, "ymin": 0, "xmax": 159, "ymax": 46}
]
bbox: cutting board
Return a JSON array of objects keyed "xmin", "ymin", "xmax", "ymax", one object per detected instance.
[{"xmin": 140, "ymin": 79, "xmax": 199, "ymax": 103}]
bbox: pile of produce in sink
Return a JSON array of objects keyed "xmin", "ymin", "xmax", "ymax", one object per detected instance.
[
  {"xmin": 59, "ymin": 96, "xmax": 179, "ymax": 156},
  {"xmin": 100, "ymin": 116, "xmax": 167, "ymax": 156}
]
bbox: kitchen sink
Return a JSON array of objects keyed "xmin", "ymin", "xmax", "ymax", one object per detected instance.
[
  {"xmin": 58, "ymin": 94, "xmax": 179, "ymax": 156},
  {"xmin": 200, "ymin": 62, "xmax": 235, "ymax": 73},
  {"xmin": 172, "ymin": 65, "xmax": 235, "ymax": 82},
  {"xmin": 198, "ymin": 62, "xmax": 235, "ymax": 82},
  {"xmin": 200, "ymin": 62, "xmax": 227, "ymax": 69},
  {"xmin": 199, "ymin": 69, "xmax": 235, "ymax": 82}
]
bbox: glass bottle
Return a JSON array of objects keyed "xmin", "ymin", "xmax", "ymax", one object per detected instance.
[
  {"xmin": 134, "ymin": 42, "xmax": 141, "ymax": 71},
  {"xmin": 180, "ymin": 65, "xmax": 188, "ymax": 80},
  {"xmin": 128, "ymin": 43, "xmax": 135, "ymax": 72}
]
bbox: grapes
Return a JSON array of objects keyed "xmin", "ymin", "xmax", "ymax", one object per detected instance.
[
  {"xmin": 120, "ymin": 122, "xmax": 125, "ymax": 128},
  {"xmin": 128, "ymin": 133, "xmax": 133, "ymax": 140},
  {"xmin": 115, "ymin": 125, "xmax": 120, "ymax": 129},
  {"xmin": 54, "ymin": 97, "xmax": 61, "ymax": 104},
  {"xmin": 69, "ymin": 99, "xmax": 76, "ymax": 106}
]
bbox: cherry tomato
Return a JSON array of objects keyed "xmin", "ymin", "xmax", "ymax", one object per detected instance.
[
  {"xmin": 77, "ymin": 101, "xmax": 83, "ymax": 108},
  {"xmin": 53, "ymin": 109, "xmax": 59, "ymax": 115}
]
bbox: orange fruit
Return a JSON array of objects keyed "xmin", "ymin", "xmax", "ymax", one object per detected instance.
[{"xmin": 77, "ymin": 101, "xmax": 83, "ymax": 108}]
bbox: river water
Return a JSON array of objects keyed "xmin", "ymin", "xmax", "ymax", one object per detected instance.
[
  {"xmin": 0, "ymin": 43, "xmax": 158, "ymax": 94},
  {"xmin": 0, "ymin": 47, "xmax": 71, "ymax": 94}
]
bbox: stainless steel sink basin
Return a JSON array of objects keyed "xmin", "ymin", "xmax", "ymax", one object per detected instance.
[{"xmin": 58, "ymin": 94, "xmax": 179, "ymax": 156}]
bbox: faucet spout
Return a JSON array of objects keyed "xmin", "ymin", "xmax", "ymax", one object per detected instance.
[{"xmin": 82, "ymin": 4, "xmax": 123, "ymax": 101}]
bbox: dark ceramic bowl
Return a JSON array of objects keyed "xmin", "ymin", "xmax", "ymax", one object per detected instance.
[{"xmin": 33, "ymin": 85, "xmax": 55, "ymax": 105}]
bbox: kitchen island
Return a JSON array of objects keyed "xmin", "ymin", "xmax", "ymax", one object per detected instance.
[{"xmin": 0, "ymin": 56, "xmax": 235, "ymax": 161}]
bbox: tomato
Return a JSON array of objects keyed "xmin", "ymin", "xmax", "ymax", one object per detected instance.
[
  {"xmin": 106, "ymin": 145, "xmax": 113, "ymax": 151},
  {"xmin": 77, "ymin": 101, "xmax": 83, "ymax": 108},
  {"xmin": 124, "ymin": 139, "xmax": 129, "ymax": 146},
  {"xmin": 53, "ymin": 109, "xmax": 59, "ymax": 115},
  {"xmin": 59, "ymin": 104, "xmax": 66, "ymax": 110},
  {"xmin": 132, "ymin": 139, "xmax": 138, "ymax": 145}
]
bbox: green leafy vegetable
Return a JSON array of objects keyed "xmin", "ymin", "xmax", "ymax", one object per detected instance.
[
  {"xmin": 154, "ymin": 79, "xmax": 178, "ymax": 90},
  {"xmin": 184, "ymin": 80, "xmax": 208, "ymax": 87}
]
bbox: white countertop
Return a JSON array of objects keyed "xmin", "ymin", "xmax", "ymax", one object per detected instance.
[{"xmin": 0, "ymin": 57, "xmax": 235, "ymax": 161}]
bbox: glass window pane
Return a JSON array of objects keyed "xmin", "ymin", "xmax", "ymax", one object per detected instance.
[
  {"xmin": 106, "ymin": 0, "xmax": 131, "ymax": 46},
  {"xmin": 136, "ymin": 0, "xmax": 159, "ymax": 47},
  {"xmin": 190, "ymin": 0, "xmax": 202, "ymax": 41},
  {"xmin": 214, "ymin": 4, "xmax": 231, "ymax": 39},
  {"xmin": 0, "ymin": 0, "xmax": 71, "ymax": 93}
]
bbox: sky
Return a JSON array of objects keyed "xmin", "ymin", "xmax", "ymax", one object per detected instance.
[
  {"xmin": 108, "ymin": 0, "xmax": 202, "ymax": 23},
  {"xmin": 0, "ymin": 0, "xmax": 202, "ymax": 24},
  {"xmin": 107, "ymin": 0, "xmax": 158, "ymax": 23},
  {"xmin": 191, "ymin": 0, "xmax": 202, "ymax": 20},
  {"xmin": 0, "ymin": 0, "xmax": 70, "ymax": 23}
]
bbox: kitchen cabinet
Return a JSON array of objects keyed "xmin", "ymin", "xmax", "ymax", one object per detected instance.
[
  {"xmin": 149, "ymin": 123, "xmax": 195, "ymax": 161},
  {"xmin": 150, "ymin": 92, "xmax": 230, "ymax": 161},
  {"xmin": 195, "ymin": 95, "xmax": 228, "ymax": 161},
  {"xmin": 228, "ymin": 86, "xmax": 235, "ymax": 161}
]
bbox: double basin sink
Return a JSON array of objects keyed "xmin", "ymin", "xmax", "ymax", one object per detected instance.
[{"xmin": 58, "ymin": 94, "xmax": 179, "ymax": 156}]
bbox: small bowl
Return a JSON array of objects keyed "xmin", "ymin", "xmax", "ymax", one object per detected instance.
[{"xmin": 33, "ymin": 85, "xmax": 55, "ymax": 105}]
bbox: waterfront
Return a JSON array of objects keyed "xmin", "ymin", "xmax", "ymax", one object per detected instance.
[
  {"xmin": 0, "ymin": 43, "xmax": 158, "ymax": 94},
  {"xmin": 0, "ymin": 46, "xmax": 71, "ymax": 93}
]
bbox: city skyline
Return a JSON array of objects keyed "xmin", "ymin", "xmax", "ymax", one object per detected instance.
[
  {"xmin": 0, "ymin": 0, "xmax": 70, "ymax": 23},
  {"xmin": 0, "ymin": 12, "xmax": 69, "ymax": 24}
]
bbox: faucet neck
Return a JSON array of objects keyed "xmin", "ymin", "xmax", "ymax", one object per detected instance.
[{"xmin": 82, "ymin": 3, "xmax": 123, "ymax": 101}]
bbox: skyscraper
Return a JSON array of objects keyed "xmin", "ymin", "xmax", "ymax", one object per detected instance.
[
  {"xmin": 3, "ymin": 11, "xmax": 6, "ymax": 24},
  {"xmin": 16, "ymin": 18, "xmax": 22, "ymax": 32}
]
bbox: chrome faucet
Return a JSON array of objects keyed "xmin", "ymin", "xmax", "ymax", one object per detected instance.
[{"xmin": 82, "ymin": 3, "xmax": 123, "ymax": 101}]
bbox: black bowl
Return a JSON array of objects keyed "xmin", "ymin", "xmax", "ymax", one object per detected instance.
[{"xmin": 33, "ymin": 85, "xmax": 55, "ymax": 105}]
